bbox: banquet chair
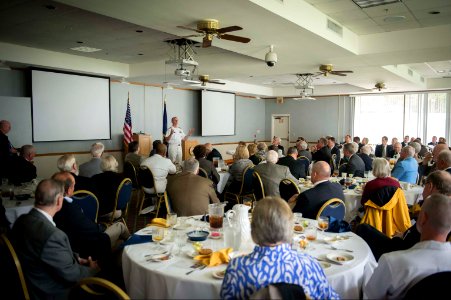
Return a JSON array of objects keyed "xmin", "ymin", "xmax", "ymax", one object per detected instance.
[
  {"xmin": 279, "ymin": 179, "xmax": 300, "ymax": 202},
  {"xmin": 297, "ymin": 156, "xmax": 310, "ymax": 164},
  {"xmin": 253, "ymin": 171, "xmax": 266, "ymax": 201},
  {"xmin": 316, "ymin": 198, "xmax": 346, "ymax": 220},
  {"xmin": 69, "ymin": 277, "xmax": 130, "ymax": 300},
  {"xmin": 404, "ymin": 271, "xmax": 451, "ymax": 300},
  {"xmin": 0, "ymin": 234, "xmax": 30, "ymax": 300},
  {"xmin": 360, "ymin": 188, "xmax": 411, "ymax": 237},
  {"xmin": 198, "ymin": 168, "xmax": 208, "ymax": 179},
  {"xmin": 224, "ymin": 165, "xmax": 255, "ymax": 205},
  {"xmin": 297, "ymin": 158, "xmax": 310, "ymax": 177},
  {"xmin": 107, "ymin": 178, "xmax": 132, "ymax": 225},
  {"xmin": 123, "ymin": 161, "xmax": 141, "ymax": 205},
  {"xmin": 72, "ymin": 190, "xmax": 100, "ymax": 223},
  {"xmin": 137, "ymin": 166, "xmax": 164, "ymax": 216}
]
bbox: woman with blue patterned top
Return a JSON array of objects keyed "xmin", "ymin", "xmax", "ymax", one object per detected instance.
[{"xmin": 220, "ymin": 197, "xmax": 339, "ymax": 300}]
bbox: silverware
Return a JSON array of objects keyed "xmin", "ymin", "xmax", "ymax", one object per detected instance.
[
  {"xmin": 315, "ymin": 257, "xmax": 343, "ymax": 266},
  {"xmin": 186, "ymin": 264, "xmax": 206, "ymax": 275},
  {"xmin": 330, "ymin": 245, "xmax": 353, "ymax": 253}
]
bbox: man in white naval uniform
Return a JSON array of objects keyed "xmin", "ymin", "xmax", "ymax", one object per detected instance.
[{"xmin": 165, "ymin": 116, "xmax": 194, "ymax": 164}]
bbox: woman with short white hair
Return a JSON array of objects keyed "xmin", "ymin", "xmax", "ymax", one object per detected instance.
[
  {"xmin": 221, "ymin": 197, "xmax": 338, "ymax": 300},
  {"xmin": 360, "ymin": 158, "xmax": 401, "ymax": 206}
]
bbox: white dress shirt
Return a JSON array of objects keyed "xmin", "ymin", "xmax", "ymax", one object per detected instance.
[
  {"xmin": 141, "ymin": 154, "xmax": 176, "ymax": 193},
  {"xmin": 165, "ymin": 127, "xmax": 185, "ymax": 146},
  {"xmin": 34, "ymin": 207, "xmax": 56, "ymax": 226},
  {"xmin": 363, "ymin": 240, "xmax": 451, "ymax": 299}
]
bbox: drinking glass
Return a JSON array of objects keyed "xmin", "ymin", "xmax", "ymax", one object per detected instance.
[
  {"xmin": 213, "ymin": 157, "xmax": 219, "ymax": 168},
  {"xmin": 332, "ymin": 169, "xmax": 339, "ymax": 177},
  {"xmin": 348, "ymin": 173, "xmax": 354, "ymax": 179},
  {"xmin": 317, "ymin": 216, "xmax": 329, "ymax": 238},
  {"xmin": 167, "ymin": 213, "xmax": 177, "ymax": 227},
  {"xmin": 344, "ymin": 177, "xmax": 353, "ymax": 190},
  {"xmin": 293, "ymin": 213, "xmax": 303, "ymax": 224},
  {"xmin": 305, "ymin": 226, "xmax": 317, "ymax": 241},
  {"xmin": 175, "ymin": 231, "xmax": 186, "ymax": 255},
  {"xmin": 364, "ymin": 171, "xmax": 369, "ymax": 179},
  {"xmin": 152, "ymin": 228, "xmax": 165, "ymax": 251},
  {"xmin": 208, "ymin": 203, "xmax": 225, "ymax": 230},
  {"xmin": 342, "ymin": 172, "xmax": 347, "ymax": 178}
]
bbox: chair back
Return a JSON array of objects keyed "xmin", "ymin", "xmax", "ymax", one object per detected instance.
[
  {"xmin": 138, "ymin": 166, "xmax": 154, "ymax": 189},
  {"xmin": 123, "ymin": 161, "xmax": 139, "ymax": 188},
  {"xmin": 404, "ymin": 271, "xmax": 451, "ymax": 300},
  {"xmin": 279, "ymin": 179, "xmax": 300, "ymax": 202},
  {"xmin": 0, "ymin": 234, "xmax": 30, "ymax": 300},
  {"xmin": 250, "ymin": 283, "xmax": 307, "ymax": 300},
  {"xmin": 297, "ymin": 156, "xmax": 310, "ymax": 164},
  {"xmin": 69, "ymin": 277, "xmax": 130, "ymax": 300},
  {"xmin": 316, "ymin": 198, "xmax": 346, "ymax": 220},
  {"xmin": 297, "ymin": 158, "xmax": 309, "ymax": 175},
  {"xmin": 239, "ymin": 165, "xmax": 254, "ymax": 194},
  {"xmin": 253, "ymin": 171, "xmax": 265, "ymax": 201},
  {"xmin": 72, "ymin": 190, "xmax": 100, "ymax": 223},
  {"xmin": 198, "ymin": 167, "xmax": 208, "ymax": 178},
  {"xmin": 109, "ymin": 178, "xmax": 132, "ymax": 223}
]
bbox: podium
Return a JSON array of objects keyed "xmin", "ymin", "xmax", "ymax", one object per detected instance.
[
  {"xmin": 133, "ymin": 133, "xmax": 152, "ymax": 156},
  {"xmin": 182, "ymin": 139, "xmax": 198, "ymax": 161}
]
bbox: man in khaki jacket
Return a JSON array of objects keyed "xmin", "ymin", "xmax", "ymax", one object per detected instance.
[{"xmin": 167, "ymin": 158, "xmax": 219, "ymax": 216}]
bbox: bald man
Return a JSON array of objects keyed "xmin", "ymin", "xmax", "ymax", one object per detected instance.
[
  {"xmin": 0, "ymin": 120, "xmax": 17, "ymax": 179},
  {"xmin": 164, "ymin": 116, "xmax": 194, "ymax": 164},
  {"xmin": 419, "ymin": 143, "xmax": 449, "ymax": 179},
  {"xmin": 436, "ymin": 150, "xmax": 451, "ymax": 174},
  {"xmin": 205, "ymin": 142, "xmax": 222, "ymax": 162},
  {"xmin": 291, "ymin": 161, "xmax": 345, "ymax": 218}
]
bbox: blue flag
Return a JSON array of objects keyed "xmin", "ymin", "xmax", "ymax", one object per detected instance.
[{"xmin": 162, "ymin": 98, "xmax": 168, "ymax": 136}]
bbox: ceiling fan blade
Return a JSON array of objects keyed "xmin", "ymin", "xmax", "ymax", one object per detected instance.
[
  {"xmin": 177, "ymin": 25, "xmax": 204, "ymax": 33},
  {"xmin": 182, "ymin": 79, "xmax": 201, "ymax": 84},
  {"xmin": 334, "ymin": 70, "xmax": 353, "ymax": 73},
  {"xmin": 178, "ymin": 34, "xmax": 203, "ymax": 38},
  {"xmin": 219, "ymin": 34, "xmax": 251, "ymax": 43},
  {"xmin": 202, "ymin": 37, "xmax": 212, "ymax": 48},
  {"xmin": 330, "ymin": 72, "xmax": 347, "ymax": 76},
  {"xmin": 208, "ymin": 81, "xmax": 226, "ymax": 85},
  {"xmin": 216, "ymin": 25, "xmax": 243, "ymax": 33}
]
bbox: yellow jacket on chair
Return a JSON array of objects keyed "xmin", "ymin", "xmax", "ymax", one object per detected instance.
[{"xmin": 360, "ymin": 188, "xmax": 411, "ymax": 237}]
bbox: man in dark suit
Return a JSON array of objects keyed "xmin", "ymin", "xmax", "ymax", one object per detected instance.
[
  {"xmin": 358, "ymin": 145, "xmax": 373, "ymax": 171},
  {"xmin": 311, "ymin": 137, "xmax": 332, "ymax": 166},
  {"xmin": 57, "ymin": 153, "xmax": 98, "ymax": 194},
  {"xmin": 401, "ymin": 135, "xmax": 409, "ymax": 148},
  {"xmin": 0, "ymin": 120, "xmax": 17, "ymax": 180},
  {"xmin": 8, "ymin": 144, "xmax": 37, "ymax": 185},
  {"xmin": 419, "ymin": 143, "xmax": 449, "ymax": 179},
  {"xmin": 205, "ymin": 143, "xmax": 223, "ymax": 161},
  {"xmin": 375, "ymin": 136, "xmax": 391, "ymax": 158},
  {"xmin": 277, "ymin": 147, "xmax": 307, "ymax": 179},
  {"xmin": 193, "ymin": 144, "xmax": 220, "ymax": 184},
  {"xmin": 290, "ymin": 161, "xmax": 345, "ymax": 218},
  {"xmin": 11, "ymin": 179, "xmax": 99, "ymax": 299},
  {"xmin": 327, "ymin": 137, "xmax": 341, "ymax": 171},
  {"xmin": 339, "ymin": 143, "xmax": 365, "ymax": 178}
]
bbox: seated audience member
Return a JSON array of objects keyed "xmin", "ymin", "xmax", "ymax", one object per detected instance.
[
  {"xmin": 419, "ymin": 143, "xmax": 449, "ymax": 179},
  {"xmin": 361, "ymin": 137, "xmax": 369, "ymax": 146},
  {"xmin": 255, "ymin": 142, "xmax": 268, "ymax": 161},
  {"xmin": 52, "ymin": 172, "xmax": 130, "ymax": 255},
  {"xmin": 391, "ymin": 142, "xmax": 402, "ymax": 160},
  {"xmin": 277, "ymin": 147, "xmax": 307, "ymax": 179},
  {"xmin": 92, "ymin": 155, "xmax": 125, "ymax": 217},
  {"xmin": 353, "ymin": 136, "xmax": 363, "ymax": 152},
  {"xmin": 311, "ymin": 137, "xmax": 332, "ymax": 166},
  {"xmin": 79, "ymin": 142, "xmax": 104, "ymax": 177},
  {"xmin": 296, "ymin": 140, "xmax": 312, "ymax": 162},
  {"xmin": 221, "ymin": 197, "xmax": 338, "ymax": 300},
  {"xmin": 57, "ymin": 154, "xmax": 96, "ymax": 193},
  {"xmin": 11, "ymin": 179, "xmax": 99, "ymax": 299},
  {"xmin": 357, "ymin": 170, "xmax": 451, "ymax": 261},
  {"xmin": 327, "ymin": 137, "xmax": 341, "ymax": 170},
  {"xmin": 254, "ymin": 150, "xmax": 296, "ymax": 197},
  {"xmin": 438, "ymin": 137, "xmax": 446, "ymax": 144},
  {"xmin": 375, "ymin": 136, "xmax": 391, "ymax": 158},
  {"xmin": 401, "ymin": 135, "xmax": 410, "ymax": 147},
  {"xmin": 342, "ymin": 134, "xmax": 352, "ymax": 146},
  {"xmin": 408, "ymin": 141, "xmax": 422, "ymax": 163},
  {"xmin": 413, "ymin": 138, "xmax": 429, "ymax": 158},
  {"xmin": 124, "ymin": 141, "xmax": 143, "ymax": 168},
  {"xmin": 436, "ymin": 150, "xmax": 451, "ymax": 174},
  {"xmin": 387, "ymin": 137, "xmax": 398, "ymax": 158},
  {"xmin": 358, "ymin": 145, "xmax": 373, "ymax": 171},
  {"xmin": 428, "ymin": 136, "xmax": 438, "ymax": 146},
  {"xmin": 363, "ymin": 193, "xmax": 451, "ymax": 299},
  {"xmin": 193, "ymin": 144, "xmax": 219, "ymax": 184},
  {"xmin": 410, "ymin": 136, "xmax": 416, "ymax": 143},
  {"xmin": 205, "ymin": 142, "xmax": 222, "ymax": 161},
  {"xmin": 166, "ymin": 158, "xmax": 219, "ymax": 216},
  {"xmin": 8, "ymin": 144, "xmax": 37, "ymax": 185},
  {"xmin": 360, "ymin": 158, "xmax": 401, "ymax": 206},
  {"xmin": 339, "ymin": 142, "xmax": 365, "ymax": 178},
  {"xmin": 271, "ymin": 136, "xmax": 285, "ymax": 156},
  {"xmin": 391, "ymin": 146, "xmax": 418, "ymax": 184},
  {"xmin": 149, "ymin": 140, "xmax": 162, "ymax": 157},
  {"xmin": 248, "ymin": 143, "xmax": 262, "ymax": 166},
  {"xmin": 227, "ymin": 145, "xmax": 253, "ymax": 192},
  {"xmin": 140, "ymin": 143, "xmax": 176, "ymax": 193},
  {"xmin": 291, "ymin": 161, "xmax": 345, "ymax": 218}
]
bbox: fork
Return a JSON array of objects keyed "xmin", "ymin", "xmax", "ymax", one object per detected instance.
[
  {"xmin": 330, "ymin": 245, "xmax": 353, "ymax": 253},
  {"xmin": 186, "ymin": 264, "xmax": 207, "ymax": 275}
]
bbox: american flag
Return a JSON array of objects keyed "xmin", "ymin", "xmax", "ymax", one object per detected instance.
[{"xmin": 123, "ymin": 94, "xmax": 132, "ymax": 145}]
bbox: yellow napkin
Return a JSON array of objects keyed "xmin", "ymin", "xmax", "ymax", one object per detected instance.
[
  {"xmin": 147, "ymin": 218, "xmax": 169, "ymax": 228},
  {"xmin": 194, "ymin": 248, "xmax": 233, "ymax": 267}
]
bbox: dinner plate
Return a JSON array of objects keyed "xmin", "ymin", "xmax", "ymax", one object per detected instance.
[
  {"xmin": 212, "ymin": 270, "xmax": 226, "ymax": 279},
  {"xmin": 185, "ymin": 249, "xmax": 198, "ymax": 258},
  {"xmin": 319, "ymin": 261, "xmax": 331, "ymax": 269},
  {"xmin": 173, "ymin": 223, "xmax": 192, "ymax": 230},
  {"xmin": 135, "ymin": 228, "xmax": 154, "ymax": 236},
  {"xmin": 326, "ymin": 253, "xmax": 354, "ymax": 264},
  {"xmin": 149, "ymin": 253, "xmax": 173, "ymax": 262},
  {"xmin": 323, "ymin": 236, "xmax": 338, "ymax": 244}
]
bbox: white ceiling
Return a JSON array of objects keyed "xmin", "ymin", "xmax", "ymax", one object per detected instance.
[{"xmin": 0, "ymin": 0, "xmax": 450, "ymax": 97}]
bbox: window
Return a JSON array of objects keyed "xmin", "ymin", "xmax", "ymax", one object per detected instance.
[
  {"xmin": 404, "ymin": 94, "xmax": 424, "ymax": 140},
  {"xmin": 426, "ymin": 93, "xmax": 447, "ymax": 144}
]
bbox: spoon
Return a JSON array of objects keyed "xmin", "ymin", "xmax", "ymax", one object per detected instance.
[{"xmin": 330, "ymin": 245, "xmax": 353, "ymax": 253}]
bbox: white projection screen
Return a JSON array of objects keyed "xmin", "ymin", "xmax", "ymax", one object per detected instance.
[
  {"xmin": 31, "ymin": 69, "xmax": 110, "ymax": 142},
  {"xmin": 201, "ymin": 90, "xmax": 235, "ymax": 136}
]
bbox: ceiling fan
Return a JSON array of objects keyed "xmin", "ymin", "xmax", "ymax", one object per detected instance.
[
  {"xmin": 374, "ymin": 82, "xmax": 387, "ymax": 91},
  {"xmin": 318, "ymin": 64, "xmax": 353, "ymax": 77},
  {"xmin": 185, "ymin": 75, "xmax": 226, "ymax": 86},
  {"xmin": 177, "ymin": 19, "xmax": 251, "ymax": 48}
]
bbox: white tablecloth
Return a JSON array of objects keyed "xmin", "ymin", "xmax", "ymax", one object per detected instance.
[
  {"xmin": 217, "ymin": 171, "xmax": 230, "ymax": 194},
  {"xmin": 122, "ymin": 217, "xmax": 376, "ymax": 299},
  {"xmin": 2, "ymin": 198, "xmax": 34, "ymax": 226},
  {"xmin": 299, "ymin": 179, "xmax": 423, "ymax": 221}
]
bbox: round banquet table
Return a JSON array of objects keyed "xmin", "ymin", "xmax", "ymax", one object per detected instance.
[
  {"xmin": 298, "ymin": 178, "xmax": 423, "ymax": 222},
  {"xmin": 2, "ymin": 198, "xmax": 34, "ymax": 226},
  {"xmin": 122, "ymin": 217, "xmax": 377, "ymax": 299}
]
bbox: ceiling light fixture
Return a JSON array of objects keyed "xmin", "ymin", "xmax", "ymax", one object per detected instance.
[
  {"xmin": 383, "ymin": 15, "xmax": 406, "ymax": 23},
  {"xmin": 428, "ymin": 11, "xmax": 440, "ymax": 15},
  {"xmin": 437, "ymin": 70, "xmax": 445, "ymax": 73},
  {"xmin": 352, "ymin": 0, "xmax": 400, "ymax": 9},
  {"xmin": 70, "ymin": 46, "xmax": 102, "ymax": 53},
  {"xmin": 136, "ymin": 30, "xmax": 143, "ymax": 33}
]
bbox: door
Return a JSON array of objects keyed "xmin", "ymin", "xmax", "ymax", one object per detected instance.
[{"xmin": 272, "ymin": 114, "xmax": 290, "ymax": 150}]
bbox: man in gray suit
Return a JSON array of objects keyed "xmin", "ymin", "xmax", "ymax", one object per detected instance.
[
  {"xmin": 254, "ymin": 150, "xmax": 297, "ymax": 197},
  {"xmin": 11, "ymin": 179, "xmax": 99, "ymax": 299},
  {"xmin": 79, "ymin": 142, "xmax": 104, "ymax": 177},
  {"xmin": 339, "ymin": 143, "xmax": 365, "ymax": 178}
]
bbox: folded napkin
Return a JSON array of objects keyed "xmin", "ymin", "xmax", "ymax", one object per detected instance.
[
  {"xmin": 148, "ymin": 218, "xmax": 169, "ymax": 228},
  {"xmin": 326, "ymin": 216, "xmax": 351, "ymax": 233},
  {"xmin": 119, "ymin": 234, "xmax": 152, "ymax": 249},
  {"xmin": 194, "ymin": 248, "xmax": 233, "ymax": 267}
]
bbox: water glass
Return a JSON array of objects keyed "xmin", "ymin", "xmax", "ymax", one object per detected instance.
[
  {"xmin": 293, "ymin": 213, "xmax": 303, "ymax": 224},
  {"xmin": 167, "ymin": 213, "xmax": 177, "ymax": 227},
  {"xmin": 175, "ymin": 231, "xmax": 186, "ymax": 254},
  {"xmin": 342, "ymin": 172, "xmax": 347, "ymax": 178}
]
